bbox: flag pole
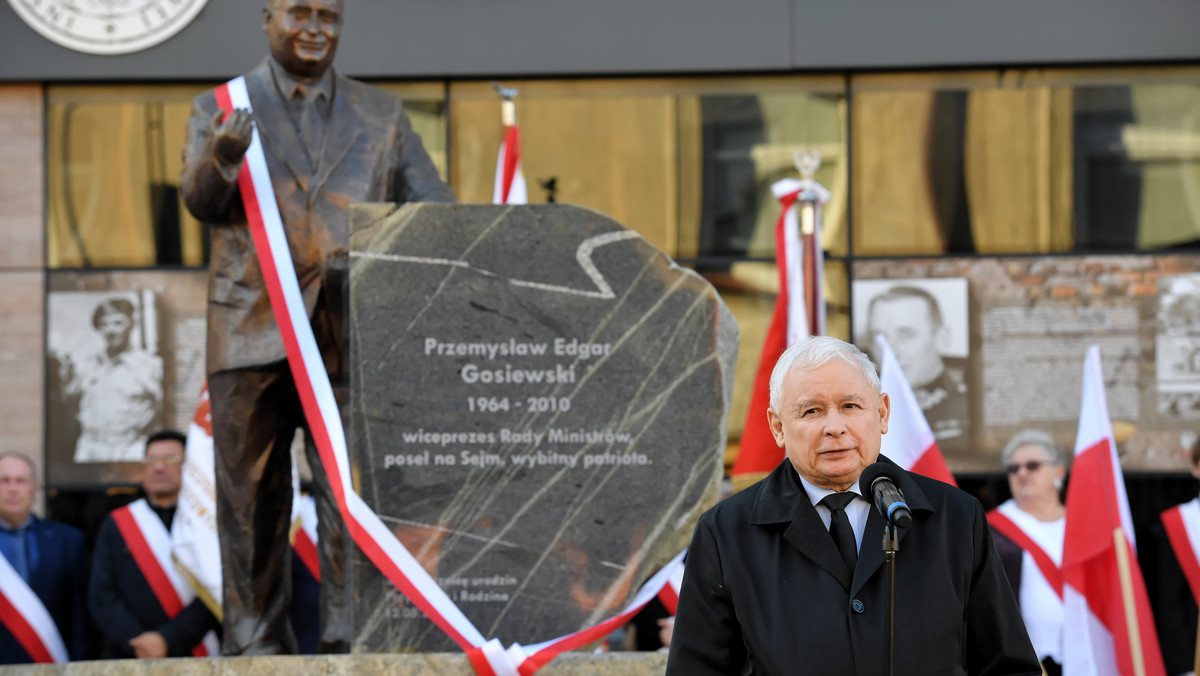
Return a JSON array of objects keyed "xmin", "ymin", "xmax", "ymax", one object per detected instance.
[
  {"xmin": 792, "ymin": 147, "xmax": 822, "ymax": 338},
  {"xmin": 1113, "ymin": 526, "xmax": 1148, "ymax": 676},
  {"xmin": 491, "ymin": 81, "xmax": 518, "ymax": 127}
]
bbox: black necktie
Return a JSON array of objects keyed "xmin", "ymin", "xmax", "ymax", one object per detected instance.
[{"xmin": 821, "ymin": 492, "xmax": 858, "ymax": 572}]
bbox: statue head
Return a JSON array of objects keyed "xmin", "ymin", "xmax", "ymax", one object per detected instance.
[{"xmin": 263, "ymin": 0, "xmax": 343, "ymax": 81}]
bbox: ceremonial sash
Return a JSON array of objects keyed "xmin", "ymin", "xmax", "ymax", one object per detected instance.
[
  {"xmin": 111, "ymin": 499, "xmax": 219, "ymax": 657},
  {"xmin": 0, "ymin": 544, "xmax": 67, "ymax": 663},
  {"xmin": 1162, "ymin": 499, "xmax": 1200, "ymax": 605},
  {"xmin": 656, "ymin": 559, "xmax": 685, "ymax": 614},
  {"xmin": 987, "ymin": 508, "xmax": 1063, "ymax": 599},
  {"xmin": 291, "ymin": 494, "xmax": 321, "ymax": 582},
  {"xmin": 214, "ymin": 76, "xmax": 687, "ymax": 675}
]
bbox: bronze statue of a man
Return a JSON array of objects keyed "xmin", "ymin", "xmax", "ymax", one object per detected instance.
[{"xmin": 180, "ymin": 0, "xmax": 454, "ymax": 655}]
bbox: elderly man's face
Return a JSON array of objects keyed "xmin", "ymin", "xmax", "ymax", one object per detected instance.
[
  {"xmin": 767, "ymin": 357, "xmax": 890, "ymax": 491},
  {"xmin": 0, "ymin": 457, "xmax": 37, "ymax": 528},
  {"xmin": 867, "ymin": 296, "xmax": 946, "ymax": 388},
  {"xmin": 264, "ymin": 0, "xmax": 342, "ymax": 80}
]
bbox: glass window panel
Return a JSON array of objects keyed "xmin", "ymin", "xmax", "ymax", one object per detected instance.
[
  {"xmin": 47, "ymin": 84, "xmax": 213, "ymax": 269},
  {"xmin": 448, "ymin": 77, "xmax": 846, "ymax": 260},
  {"xmin": 851, "ymin": 67, "xmax": 1200, "ymax": 256},
  {"xmin": 374, "ymin": 82, "xmax": 449, "ymax": 182},
  {"xmin": 47, "ymin": 81, "xmax": 448, "ymax": 270}
]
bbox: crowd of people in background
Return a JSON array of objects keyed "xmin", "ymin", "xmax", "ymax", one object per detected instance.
[
  {"xmin": 0, "ymin": 431, "xmax": 321, "ymax": 663},
  {"xmin": 4, "ymin": 424, "xmax": 1200, "ymax": 667}
]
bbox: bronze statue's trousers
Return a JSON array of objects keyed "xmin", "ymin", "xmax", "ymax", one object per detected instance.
[{"xmin": 209, "ymin": 281, "xmax": 353, "ymax": 656}]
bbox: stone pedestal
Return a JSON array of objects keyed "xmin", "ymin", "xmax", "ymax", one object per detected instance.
[{"xmin": 348, "ymin": 203, "xmax": 737, "ymax": 651}]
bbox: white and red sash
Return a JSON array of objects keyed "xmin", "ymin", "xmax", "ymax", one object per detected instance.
[
  {"xmin": 0, "ymin": 541, "xmax": 68, "ymax": 663},
  {"xmin": 214, "ymin": 76, "xmax": 688, "ymax": 675},
  {"xmin": 111, "ymin": 499, "xmax": 219, "ymax": 657},
  {"xmin": 655, "ymin": 558, "xmax": 685, "ymax": 614},
  {"xmin": 987, "ymin": 502, "xmax": 1064, "ymax": 599},
  {"xmin": 1162, "ymin": 498, "xmax": 1200, "ymax": 604}
]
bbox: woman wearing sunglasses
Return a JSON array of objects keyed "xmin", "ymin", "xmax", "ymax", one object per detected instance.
[{"xmin": 986, "ymin": 429, "xmax": 1068, "ymax": 676}]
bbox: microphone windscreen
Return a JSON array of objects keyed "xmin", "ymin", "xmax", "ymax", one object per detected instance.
[{"xmin": 858, "ymin": 461, "xmax": 902, "ymax": 491}]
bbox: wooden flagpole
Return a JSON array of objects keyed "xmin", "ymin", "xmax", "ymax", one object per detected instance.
[{"xmin": 1113, "ymin": 527, "xmax": 1147, "ymax": 676}]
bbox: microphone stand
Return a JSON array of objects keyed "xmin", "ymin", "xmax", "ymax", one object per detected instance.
[{"xmin": 883, "ymin": 521, "xmax": 900, "ymax": 676}]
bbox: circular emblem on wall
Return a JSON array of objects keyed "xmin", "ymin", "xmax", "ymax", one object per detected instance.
[{"xmin": 6, "ymin": 0, "xmax": 209, "ymax": 55}]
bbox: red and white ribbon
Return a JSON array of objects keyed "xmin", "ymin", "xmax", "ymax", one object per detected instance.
[
  {"xmin": 493, "ymin": 124, "xmax": 527, "ymax": 205},
  {"xmin": 215, "ymin": 76, "xmax": 684, "ymax": 675},
  {"xmin": 656, "ymin": 558, "xmax": 685, "ymax": 615},
  {"xmin": 291, "ymin": 494, "xmax": 321, "ymax": 582},
  {"xmin": 1162, "ymin": 499, "xmax": 1200, "ymax": 605},
  {"xmin": 987, "ymin": 507, "xmax": 1063, "ymax": 600},
  {"xmin": 0, "ymin": 543, "xmax": 68, "ymax": 663},
  {"xmin": 112, "ymin": 499, "xmax": 219, "ymax": 657}
]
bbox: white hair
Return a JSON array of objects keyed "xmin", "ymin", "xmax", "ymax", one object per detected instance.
[
  {"xmin": 1001, "ymin": 429, "xmax": 1063, "ymax": 468},
  {"xmin": 768, "ymin": 336, "xmax": 882, "ymax": 412}
]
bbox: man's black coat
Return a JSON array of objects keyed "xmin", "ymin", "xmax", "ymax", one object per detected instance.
[
  {"xmin": 666, "ymin": 457, "xmax": 1041, "ymax": 676},
  {"xmin": 88, "ymin": 504, "xmax": 217, "ymax": 658}
]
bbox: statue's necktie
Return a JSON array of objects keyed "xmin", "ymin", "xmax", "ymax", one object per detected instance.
[
  {"xmin": 821, "ymin": 492, "xmax": 858, "ymax": 573},
  {"xmin": 295, "ymin": 84, "xmax": 323, "ymax": 163}
]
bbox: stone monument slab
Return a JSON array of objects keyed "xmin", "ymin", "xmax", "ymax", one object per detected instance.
[{"xmin": 348, "ymin": 203, "xmax": 737, "ymax": 652}]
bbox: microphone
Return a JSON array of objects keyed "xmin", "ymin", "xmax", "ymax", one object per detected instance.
[{"xmin": 858, "ymin": 463, "xmax": 913, "ymax": 528}]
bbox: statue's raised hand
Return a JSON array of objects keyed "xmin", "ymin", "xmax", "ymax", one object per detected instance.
[{"xmin": 212, "ymin": 108, "xmax": 253, "ymax": 165}]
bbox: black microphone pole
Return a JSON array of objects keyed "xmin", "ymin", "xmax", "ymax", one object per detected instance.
[
  {"xmin": 884, "ymin": 519, "xmax": 899, "ymax": 676},
  {"xmin": 859, "ymin": 463, "xmax": 912, "ymax": 676}
]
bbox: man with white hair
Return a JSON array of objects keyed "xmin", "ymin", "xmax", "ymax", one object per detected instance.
[
  {"xmin": 666, "ymin": 336, "xmax": 1037, "ymax": 675},
  {"xmin": 0, "ymin": 452, "xmax": 90, "ymax": 663}
]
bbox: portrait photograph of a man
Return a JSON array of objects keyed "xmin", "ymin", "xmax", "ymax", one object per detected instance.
[
  {"xmin": 47, "ymin": 290, "xmax": 164, "ymax": 483},
  {"xmin": 852, "ymin": 278, "xmax": 971, "ymax": 456}
]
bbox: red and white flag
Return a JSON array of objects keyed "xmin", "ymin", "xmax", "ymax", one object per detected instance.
[
  {"xmin": 1160, "ymin": 499, "xmax": 1200, "ymax": 605},
  {"xmin": 114, "ymin": 499, "xmax": 220, "ymax": 656},
  {"xmin": 875, "ymin": 335, "xmax": 956, "ymax": 485},
  {"xmin": 493, "ymin": 124, "xmax": 526, "ymax": 205},
  {"xmin": 171, "ymin": 384, "xmax": 223, "ymax": 617},
  {"xmin": 730, "ymin": 178, "xmax": 829, "ymax": 486},
  {"xmin": 0, "ymin": 548, "xmax": 68, "ymax": 663},
  {"xmin": 1062, "ymin": 346, "xmax": 1164, "ymax": 676},
  {"xmin": 290, "ymin": 454, "xmax": 321, "ymax": 583}
]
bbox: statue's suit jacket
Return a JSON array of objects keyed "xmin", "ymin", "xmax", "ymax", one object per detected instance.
[
  {"xmin": 666, "ymin": 456, "xmax": 1041, "ymax": 676},
  {"xmin": 181, "ymin": 58, "xmax": 455, "ymax": 375}
]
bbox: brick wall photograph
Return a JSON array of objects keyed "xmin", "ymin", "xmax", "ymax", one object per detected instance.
[{"xmin": 854, "ymin": 254, "xmax": 1200, "ymax": 473}]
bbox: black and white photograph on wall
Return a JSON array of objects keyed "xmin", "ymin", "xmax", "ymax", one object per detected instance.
[
  {"xmin": 48, "ymin": 290, "xmax": 164, "ymax": 480},
  {"xmin": 852, "ymin": 277, "xmax": 971, "ymax": 456},
  {"xmin": 1156, "ymin": 273, "xmax": 1200, "ymax": 420}
]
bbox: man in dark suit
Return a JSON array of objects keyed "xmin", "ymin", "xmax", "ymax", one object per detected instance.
[
  {"xmin": 89, "ymin": 431, "xmax": 219, "ymax": 658},
  {"xmin": 666, "ymin": 337, "xmax": 1039, "ymax": 675},
  {"xmin": 179, "ymin": 0, "xmax": 454, "ymax": 655},
  {"xmin": 0, "ymin": 452, "xmax": 90, "ymax": 663}
]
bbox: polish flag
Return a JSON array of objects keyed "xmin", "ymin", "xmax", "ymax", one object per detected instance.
[
  {"xmin": 874, "ymin": 335, "xmax": 956, "ymax": 486},
  {"xmin": 730, "ymin": 178, "xmax": 829, "ymax": 488},
  {"xmin": 1062, "ymin": 346, "xmax": 1164, "ymax": 676},
  {"xmin": 493, "ymin": 124, "xmax": 527, "ymax": 205},
  {"xmin": 171, "ymin": 383, "xmax": 223, "ymax": 616}
]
